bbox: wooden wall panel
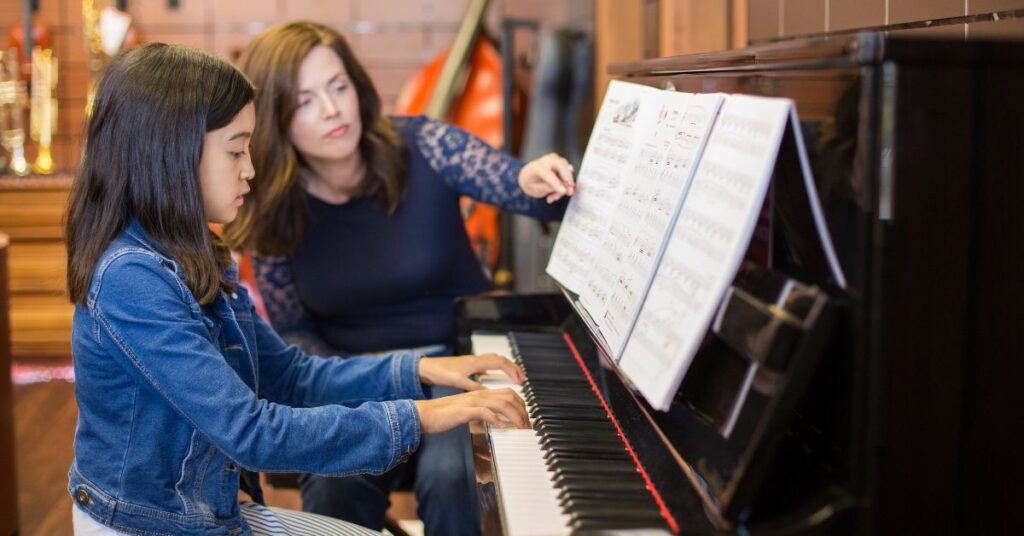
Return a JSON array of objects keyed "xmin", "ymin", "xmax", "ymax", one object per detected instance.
[
  {"xmin": 595, "ymin": 0, "xmax": 648, "ymax": 106},
  {"xmin": 0, "ymin": 178, "xmax": 73, "ymax": 360},
  {"xmin": 659, "ymin": 0, "xmax": 731, "ymax": 57}
]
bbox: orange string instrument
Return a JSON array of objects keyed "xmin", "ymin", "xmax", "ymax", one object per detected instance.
[{"xmin": 394, "ymin": 0, "xmax": 506, "ymax": 272}]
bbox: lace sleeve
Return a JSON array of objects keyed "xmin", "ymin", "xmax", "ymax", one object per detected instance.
[
  {"xmin": 412, "ymin": 117, "xmax": 566, "ymax": 221},
  {"xmin": 252, "ymin": 253, "xmax": 335, "ymax": 356}
]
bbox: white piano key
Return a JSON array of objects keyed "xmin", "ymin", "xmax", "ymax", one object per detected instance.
[
  {"xmin": 474, "ymin": 333, "xmax": 569, "ymax": 535},
  {"xmin": 489, "ymin": 427, "xmax": 570, "ymax": 536},
  {"xmin": 471, "ymin": 333, "xmax": 515, "ymax": 360},
  {"xmin": 473, "ymin": 333, "xmax": 523, "ymax": 394}
]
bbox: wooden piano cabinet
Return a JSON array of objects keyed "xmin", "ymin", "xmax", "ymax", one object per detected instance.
[
  {"xmin": 0, "ymin": 233, "xmax": 21, "ymax": 535},
  {"xmin": 0, "ymin": 176, "xmax": 74, "ymax": 360},
  {"xmin": 470, "ymin": 421, "xmax": 503, "ymax": 536}
]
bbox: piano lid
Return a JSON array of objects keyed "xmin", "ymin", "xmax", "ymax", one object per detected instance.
[{"xmin": 609, "ymin": 31, "xmax": 1024, "ymax": 78}]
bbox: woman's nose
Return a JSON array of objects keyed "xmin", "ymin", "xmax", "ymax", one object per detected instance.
[{"xmin": 320, "ymin": 93, "xmax": 340, "ymax": 118}]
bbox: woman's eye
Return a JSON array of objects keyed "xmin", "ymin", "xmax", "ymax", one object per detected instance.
[
  {"xmin": 230, "ymin": 151, "xmax": 246, "ymax": 159},
  {"xmin": 297, "ymin": 99, "xmax": 312, "ymax": 108},
  {"xmin": 332, "ymin": 84, "xmax": 347, "ymax": 93}
]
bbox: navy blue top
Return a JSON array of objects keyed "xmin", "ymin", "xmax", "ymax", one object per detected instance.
[{"xmin": 254, "ymin": 116, "xmax": 565, "ymax": 355}]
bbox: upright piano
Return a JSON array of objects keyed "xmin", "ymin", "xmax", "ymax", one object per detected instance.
[{"xmin": 457, "ymin": 33, "xmax": 1024, "ymax": 535}]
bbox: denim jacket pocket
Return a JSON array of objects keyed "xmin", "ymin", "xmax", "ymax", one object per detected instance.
[{"xmin": 175, "ymin": 430, "xmax": 239, "ymax": 520}]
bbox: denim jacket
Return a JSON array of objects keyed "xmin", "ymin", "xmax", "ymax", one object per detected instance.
[{"xmin": 68, "ymin": 220, "xmax": 425, "ymax": 535}]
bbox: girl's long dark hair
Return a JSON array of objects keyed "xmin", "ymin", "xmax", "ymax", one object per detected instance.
[
  {"xmin": 224, "ymin": 21, "xmax": 407, "ymax": 256},
  {"xmin": 66, "ymin": 43, "xmax": 255, "ymax": 305}
]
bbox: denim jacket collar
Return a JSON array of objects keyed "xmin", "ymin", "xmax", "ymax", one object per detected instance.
[{"xmin": 122, "ymin": 217, "xmax": 241, "ymax": 286}]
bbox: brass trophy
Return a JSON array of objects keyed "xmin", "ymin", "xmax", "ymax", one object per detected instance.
[
  {"xmin": 30, "ymin": 47, "xmax": 57, "ymax": 174},
  {"xmin": 83, "ymin": 0, "xmax": 103, "ymax": 114},
  {"xmin": 0, "ymin": 47, "xmax": 29, "ymax": 176},
  {"xmin": 84, "ymin": 0, "xmax": 133, "ymax": 115}
]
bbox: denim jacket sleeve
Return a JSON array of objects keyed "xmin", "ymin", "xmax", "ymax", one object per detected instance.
[
  {"xmin": 252, "ymin": 312, "xmax": 428, "ymax": 407},
  {"xmin": 89, "ymin": 251, "xmax": 420, "ymax": 475}
]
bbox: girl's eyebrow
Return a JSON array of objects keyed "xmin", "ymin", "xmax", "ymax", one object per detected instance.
[
  {"xmin": 296, "ymin": 73, "xmax": 345, "ymax": 95},
  {"xmin": 227, "ymin": 131, "xmax": 252, "ymax": 141}
]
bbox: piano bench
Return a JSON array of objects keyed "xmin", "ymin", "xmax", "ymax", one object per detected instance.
[{"xmin": 262, "ymin": 472, "xmax": 417, "ymax": 536}]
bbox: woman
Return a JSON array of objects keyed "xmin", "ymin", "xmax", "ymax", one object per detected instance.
[
  {"xmin": 67, "ymin": 43, "xmax": 528, "ymax": 536},
  {"xmin": 224, "ymin": 21, "xmax": 574, "ymax": 536}
]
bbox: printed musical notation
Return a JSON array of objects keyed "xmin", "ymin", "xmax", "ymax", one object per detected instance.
[
  {"xmin": 597, "ymin": 92, "xmax": 725, "ymax": 354},
  {"xmin": 547, "ymin": 80, "xmax": 652, "ymax": 294},
  {"xmin": 619, "ymin": 95, "xmax": 795, "ymax": 411}
]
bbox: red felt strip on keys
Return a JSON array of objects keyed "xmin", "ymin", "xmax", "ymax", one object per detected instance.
[{"xmin": 562, "ymin": 332, "xmax": 681, "ymax": 535}]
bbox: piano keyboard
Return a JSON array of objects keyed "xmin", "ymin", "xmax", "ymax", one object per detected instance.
[{"xmin": 471, "ymin": 332, "xmax": 671, "ymax": 535}]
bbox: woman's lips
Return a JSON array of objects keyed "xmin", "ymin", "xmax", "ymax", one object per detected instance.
[{"xmin": 325, "ymin": 124, "xmax": 349, "ymax": 138}]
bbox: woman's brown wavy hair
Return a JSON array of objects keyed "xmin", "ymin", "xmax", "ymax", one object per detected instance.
[{"xmin": 224, "ymin": 21, "xmax": 408, "ymax": 256}]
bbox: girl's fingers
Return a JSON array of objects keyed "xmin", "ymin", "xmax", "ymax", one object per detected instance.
[
  {"xmin": 493, "ymin": 360, "xmax": 525, "ymax": 384},
  {"xmin": 456, "ymin": 376, "xmax": 486, "ymax": 391},
  {"xmin": 469, "ymin": 390, "xmax": 528, "ymax": 428},
  {"xmin": 492, "ymin": 390, "xmax": 529, "ymax": 427},
  {"xmin": 475, "ymin": 407, "xmax": 502, "ymax": 427},
  {"xmin": 473, "ymin": 355, "xmax": 524, "ymax": 384}
]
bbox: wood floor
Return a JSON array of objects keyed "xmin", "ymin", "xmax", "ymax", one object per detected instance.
[
  {"xmin": 11, "ymin": 376, "xmax": 417, "ymax": 535},
  {"xmin": 12, "ymin": 380, "xmax": 75, "ymax": 535}
]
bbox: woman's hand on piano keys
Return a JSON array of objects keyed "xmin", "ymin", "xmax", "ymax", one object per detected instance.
[
  {"xmin": 414, "ymin": 388, "xmax": 530, "ymax": 434},
  {"xmin": 518, "ymin": 152, "xmax": 576, "ymax": 203},
  {"xmin": 418, "ymin": 353, "xmax": 525, "ymax": 391}
]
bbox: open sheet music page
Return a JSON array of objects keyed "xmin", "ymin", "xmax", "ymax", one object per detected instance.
[
  {"xmin": 619, "ymin": 95, "xmax": 795, "ymax": 411},
  {"xmin": 546, "ymin": 80, "xmax": 658, "ymax": 296},
  {"xmin": 596, "ymin": 92, "xmax": 726, "ymax": 356}
]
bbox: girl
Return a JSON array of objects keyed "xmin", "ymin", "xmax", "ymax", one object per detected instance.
[
  {"xmin": 224, "ymin": 22, "xmax": 574, "ymax": 535},
  {"xmin": 66, "ymin": 43, "xmax": 528, "ymax": 535}
]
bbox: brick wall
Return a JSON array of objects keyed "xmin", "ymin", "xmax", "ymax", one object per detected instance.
[{"xmin": 0, "ymin": 0, "xmax": 594, "ymax": 174}]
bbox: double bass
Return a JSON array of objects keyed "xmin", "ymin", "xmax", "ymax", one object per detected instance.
[{"xmin": 394, "ymin": 0, "xmax": 508, "ymax": 278}]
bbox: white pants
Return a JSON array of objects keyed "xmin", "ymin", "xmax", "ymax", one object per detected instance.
[{"xmin": 73, "ymin": 501, "xmax": 382, "ymax": 535}]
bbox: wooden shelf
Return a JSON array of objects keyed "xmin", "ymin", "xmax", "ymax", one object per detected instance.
[{"xmin": 0, "ymin": 176, "xmax": 73, "ymax": 359}]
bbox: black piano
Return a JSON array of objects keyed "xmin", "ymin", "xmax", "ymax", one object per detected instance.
[{"xmin": 456, "ymin": 32, "xmax": 1024, "ymax": 536}]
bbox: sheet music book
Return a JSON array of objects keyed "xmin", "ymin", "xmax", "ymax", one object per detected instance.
[
  {"xmin": 546, "ymin": 81, "xmax": 725, "ymax": 326},
  {"xmin": 546, "ymin": 81, "xmax": 845, "ymax": 412},
  {"xmin": 546, "ymin": 80, "xmax": 657, "ymax": 295}
]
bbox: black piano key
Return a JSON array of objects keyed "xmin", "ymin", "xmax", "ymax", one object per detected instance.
[
  {"xmin": 559, "ymin": 489, "xmax": 658, "ymax": 504},
  {"xmin": 552, "ymin": 464, "xmax": 639, "ymax": 477},
  {"xmin": 553, "ymin": 475, "xmax": 651, "ymax": 492},
  {"xmin": 543, "ymin": 444, "xmax": 628, "ymax": 458},
  {"xmin": 542, "ymin": 434, "xmax": 620, "ymax": 446},
  {"xmin": 549, "ymin": 458, "xmax": 635, "ymax": 473},
  {"xmin": 541, "ymin": 431, "xmax": 622, "ymax": 443},
  {"xmin": 570, "ymin": 511, "xmax": 669, "ymax": 530},
  {"xmin": 567, "ymin": 504, "xmax": 665, "ymax": 521},
  {"xmin": 533, "ymin": 407, "xmax": 607, "ymax": 419},
  {"xmin": 570, "ymin": 511, "xmax": 667, "ymax": 529},
  {"xmin": 545, "ymin": 450, "xmax": 633, "ymax": 464},
  {"xmin": 502, "ymin": 330, "xmax": 672, "ymax": 534}
]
